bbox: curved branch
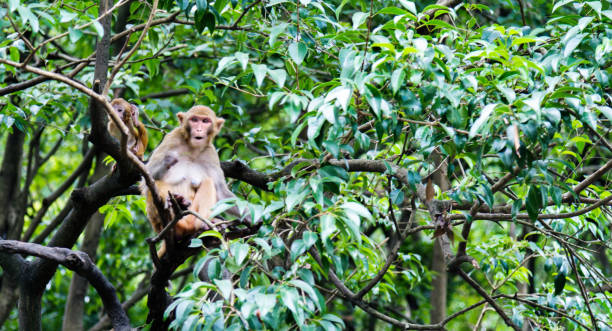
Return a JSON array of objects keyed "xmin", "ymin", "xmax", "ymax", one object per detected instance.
[
  {"xmin": 309, "ymin": 247, "xmax": 443, "ymax": 330},
  {"xmin": 455, "ymin": 269, "xmax": 519, "ymax": 331},
  {"xmin": 231, "ymin": 0, "xmax": 262, "ymax": 28},
  {"xmin": 0, "ymin": 240, "xmax": 131, "ymax": 331}
]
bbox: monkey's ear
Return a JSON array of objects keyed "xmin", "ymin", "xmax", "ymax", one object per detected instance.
[
  {"xmin": 216, "ymin": 117, "xmax": 225, "ymax": 131},
  {"xmin": 177, "ymin": 112, "xmax": 185, "ymax": 123},
  {"xmin": 130, "ymin": 104, "xmax": 139, "ymax": 118}
]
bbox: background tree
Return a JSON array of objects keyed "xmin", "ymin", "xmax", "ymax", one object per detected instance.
[{"xmin": 0, "ymin": 0, "xmax": 610, "ymax": 330}]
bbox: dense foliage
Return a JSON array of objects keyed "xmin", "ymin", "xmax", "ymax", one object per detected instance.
[{"xmin": 0, "ymin": 0, "xmax": 610, "ymax": 330}]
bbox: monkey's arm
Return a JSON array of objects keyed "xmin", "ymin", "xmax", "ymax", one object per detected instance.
[
  {"xmin": 148, "ymin": 152, "xmax": 178, "ymax": 180},
  {"xmin": 133, "ymin": 123, "xmax": 148, "ymax": 159}
]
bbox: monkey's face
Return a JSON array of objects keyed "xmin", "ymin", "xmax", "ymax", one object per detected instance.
[
  {"xmin": 186, "ymin": 115, "xmax": 214, "ymax": 147},
  {"xmin": 111, "ymin": 100, "xmax": 135, "ymax": 122}
]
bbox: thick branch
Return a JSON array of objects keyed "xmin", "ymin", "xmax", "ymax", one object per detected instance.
[{"xmin": 0, "ymin": 240, "xmax": 131, "ymax": 331}]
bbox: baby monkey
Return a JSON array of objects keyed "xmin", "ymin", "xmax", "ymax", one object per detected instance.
[{"xmin": 108, "ymin": 98, "xmax": 148, "ymax": 159}]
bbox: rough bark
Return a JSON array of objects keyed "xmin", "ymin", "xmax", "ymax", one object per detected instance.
[
  {"xmin": 0, "ymin": 271, "xmax": 19, "ymax": 325},
  {"xmin": 429, "ymin": 151, "xmax": 449, "ymax": 323},
  {"xmin": 0, "ymin": 129, "xmax": 25, "ymax": 238},
  {"xmin": 1, "ymin": 240, "xmax": 131, "ymax": 331},
  {"xmin": 0, "ymin": 127, "xmax": 26, "ymax": 326},
  {"xmin": 61, "ymin": 212, "xmax": 105, "ymax": 331}
]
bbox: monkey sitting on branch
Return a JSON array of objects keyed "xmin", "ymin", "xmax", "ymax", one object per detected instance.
[
  {"xmin": 141, "ymin": 105, "xmax": 253, "ymax": 256},
  {"xmin": 108, "ymin": 98, "xmax": 148, "ymax": 160}
]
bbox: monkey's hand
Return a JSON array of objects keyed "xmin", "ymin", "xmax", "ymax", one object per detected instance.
[
  {"xmin": 151, "ymin": 154, "xmax": 178, "ymax": 180},
  {"xmin": 167, "ymin": 193, "xmax": 191, "ymax": 211},
  {"xmin": 163, "ymin": 154, "xmax": 178, "ymax": 169}
]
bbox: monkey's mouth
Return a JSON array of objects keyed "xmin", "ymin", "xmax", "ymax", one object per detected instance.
[{"xmin": 194, "ymin": 136, "xmax": 204, "ymax": 140}]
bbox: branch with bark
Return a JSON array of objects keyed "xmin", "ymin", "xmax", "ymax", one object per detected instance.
[{"xmin": 0, "ymin": 240, "xmax": 131, "ymax": 331}]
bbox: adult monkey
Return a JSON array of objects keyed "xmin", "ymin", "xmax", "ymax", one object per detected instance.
[{"xmin": 142, "ymin": 105, "xmax": 251, "ymax": 253}]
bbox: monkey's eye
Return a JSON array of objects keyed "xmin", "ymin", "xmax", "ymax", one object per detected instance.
[{"xmin": 202, "ymin": 118, "xmax": 211, "ymax": 123}]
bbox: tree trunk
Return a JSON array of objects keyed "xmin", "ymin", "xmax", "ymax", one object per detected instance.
[
  {"xmin": 0, "ymin": 129, "xmax": 25, "ymax": 237},
  {"xmin": 430, "ymin": 238, "xmax": 447, "ymax": 323},
  {"xmin": 0, "ymin": 274, "xmax": 19, "ymax": 325},
  {"xmin": 18, "ymin": 265, "xmax": 43, "ymax": 331},
  {"xmin": 63, "ymin": 151, "xmax": 109, "ymax": 331},
  {"xmin": 62, "ymin": 212, "xmax": 105, "ymax": 331},
  {"xmin": 429, "ymin": 150, "xmax": 449, "ymax": 323},
  {"xmin": 0, "ymin": 128, "xmax": 26, "ymax": 327}
]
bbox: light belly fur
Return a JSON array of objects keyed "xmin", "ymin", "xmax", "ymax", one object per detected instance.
[{"xmin": 163, "ymin": 161, "xmax": 206, "ymax": 189}]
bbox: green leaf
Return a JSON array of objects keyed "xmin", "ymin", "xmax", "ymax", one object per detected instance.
[
  {"xmin": 269, "ymin": 23, "xmax": 288, "ymax": 46},
  {"xmin": 554, "ymin": 272, "xmax": 566, "ymax": 296},
  {"xmin": 232, "ymin": 242, "xmax": 249, "ymax": 265},
  {"xmin": 325, "ymin": 85, "xmax": 351, "ymax": 111},
  {"xmin": 214, "ymin": 279, "xmax": 233, "ymax": 300},
  {"xmin": 323, "ymin": 313, "xmax": 346, "ymax": 327},
  {"xmin": 17, "ymin": 6, "xmax": 39, "ymax": 33},
  {"xmin": 215, "ymin": 56, "xmax": 235, "ymax": 75},
  {"xmin": 251, "ymin": 63, "xmax": 267, "ymax": 88},
  {"xmin": 194, "ymin": 9, "xmax": 205, "ymax": 33},
  {"xmin": 280, "ymin": 288, "xmax": 302, "ymax": 325},
  {"xmin": 469, "ymin": 103, "xmax": 496, "ymax": 138},
  {"xmin": 399, "ymin": 0, "xmax": 417, "ymax": 14},
  {"xmin": 526, "ymin": 186, "xmax": 542, "ymax": 221},
  {"xmin": 320, "ymin": 214, "xmax": 337, "ymax": 242},
  {"xmin": 199, "ymin": 230, "xmax": 223, "ymax": 240},
  {"xmin": 255, "ymin": 293, "xmax": 277, "ymax": 317},
  {"xmin": 288, "ymin": 42, "xmax": 307, "ymax": 65},
  {"xmin": 377, "ymin": 7, "xmax": 408, "ymax": 16},
  {"xmin": 552, "ymin": 0, "xmax": 574, "ymax": 13},
  {"xmin": 196, "ymin": 0, "xmax": 208, "ymax": 11},
  {"xmin": 252, "ymin": 238, "xmax": 272, "ymax": 257},
  {"xmin": 511, "ymin": 199, "xmax": 522, "ymax": 221},
  {"xmin": 352, "ymin": 12, "xmax": 369, "ymax": 29},
  {"xmin": 235, "ymin": 52, "xmax": 249, "ymax": 70},
  {"xmin": 92, "ymin": 21, "xmax": 104, "ymax": 38},
  {"xmin": 205, "ymin": 10, "xmax": 216, "ymax": 33},
  {"xmin": 59, "ymin": 10, "xmax": 78, "ymax": 23},
  {"xmin": 189, "ymin": 238, "xmax": 203, "ymax": 248},
  {"xmin": 302, "ymin": 231, "xmax": 317, "ymax": 248},
  {"xmin": 549, "ymin": 186, "xmax": 562, "ymax": 207},
  {"xmin": 586, "ymin": 1, "xmax": 601, "ymax": 17},
  {"xmin": 341, "ymin": 202, "xmax": 373, "ymax": 220},
  {"xmin": 290, "ymin": 239, "xmax": 306, "ymax": 261},
  {"xmin": 9, "ymin": 47, "xmax": 19, "ymax": 63},
  {"xmin": 175, "ymin": 300, "xmax": 194, "ymax": 321},
  {"xmin": 268, "ymin": 69, "xmax": 287, "ymax": 88},
  {"xmin": 391, "ymin": 68, "xmax": 405, "ymax": 95},
  {"xmin": 563, "ymin": 33, "xmax": 585, "ymax": 58},
  {"xmin": 511, "ymin": 36, "xmax": 536, "ymax": 47},
  {"xmin": 8, "ymin": 0, "xmax": 19, "ymax": 12},
  {"xmin": 598, "ymin": 106, "xmax": 612, "ymax": 122},
  {"xmin": 289, "ymin": 279, "xmax": 321, "ymax": 309},
  {"xmin": 68, "ymin": 27, "xmax": 83, "ymax": 43}
]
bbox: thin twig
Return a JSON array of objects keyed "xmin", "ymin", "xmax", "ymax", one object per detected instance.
[
  {"xmin": 104, "ymin": 0, "xmax": 159, "ymax": 95},
  {"xmin": 360, "ymin": 0, "xmax": 374, "ymax": 71}
]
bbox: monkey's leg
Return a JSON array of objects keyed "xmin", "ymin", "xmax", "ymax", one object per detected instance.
[{"xmin": 175, "ymin": 178, "xmax": 216, "ymax": 237}]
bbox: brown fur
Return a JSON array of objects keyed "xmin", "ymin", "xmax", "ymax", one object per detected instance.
[
  {"xmin": 108, "ymin": 98, "xmax": 148, "ymax": 159},
  {"xmin": 142, "ymin": 105, "xmax": 240, "ymax": 256}
]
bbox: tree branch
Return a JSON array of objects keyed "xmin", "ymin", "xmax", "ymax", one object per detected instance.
[
  {"xmin": 455, "ymin": 268, "xmax": 520, "ymax": 331},
  {"xmin": 0, "ymin": 240, "xmax": 131, "ymax": 331}
]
